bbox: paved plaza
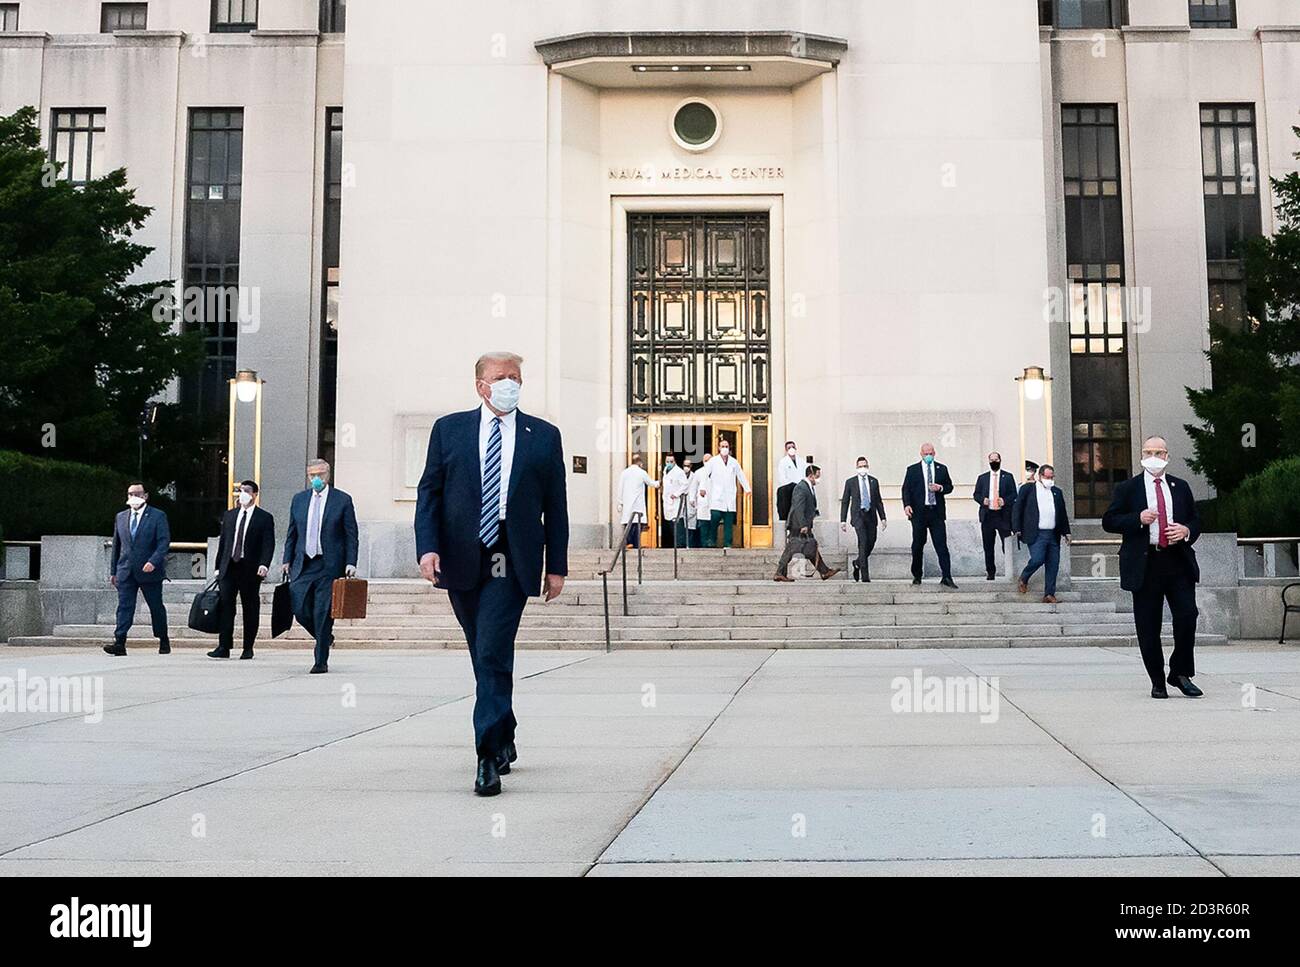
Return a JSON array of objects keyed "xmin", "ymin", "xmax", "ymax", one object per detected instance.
[{"xmin": 0, "ymin": 644, "xmax": 1297, "ymax": 876}]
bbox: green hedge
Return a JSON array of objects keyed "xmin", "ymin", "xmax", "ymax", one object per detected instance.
[
  {"xmin": 1217, "ymin": 456, "xmax": 1300, "ymax": 539},
  {"xmin": 0, "ymin": 449, "xmax": 134, "ymax": 541}
]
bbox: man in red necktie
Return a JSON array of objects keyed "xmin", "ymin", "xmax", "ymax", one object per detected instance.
[{"xmin": 1102, "ymin": 436, "xmax": 1203, "ymax": 699}]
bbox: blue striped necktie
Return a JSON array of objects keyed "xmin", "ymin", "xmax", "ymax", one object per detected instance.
[{"xmin": 480, "ymin": 416, "xmax": 503, "ymax": 547}]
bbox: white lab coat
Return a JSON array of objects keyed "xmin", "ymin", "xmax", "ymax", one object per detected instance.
[
  {"xmin": 661, "ymin": 464, "xmax": 689, "ymax": 522},
  {"xmin": 700, "ymin": 455, "xmax": 752, "ymax": 513},
  {"xmin": 684, "ymin": 471, "xmax": 699, "ymax": 530},
  {"xmin": 617, "ymin": 465, "xmax": 657, "ymax": 525},
  {"xmin": 776, "ymin": 454, "xmax": 803, "ymax": 489},
  {"xmin": 694, "ymin": 465, "xmax": 714, "ymax": 522}
]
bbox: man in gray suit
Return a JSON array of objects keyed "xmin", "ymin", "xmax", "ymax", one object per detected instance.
[
  {"xmin": 105, "ymin": 481, "xmax": 171, "ymax": 656},
  {"xmin": 774, "ymin": 465, "xmax": 840, "ymax": 582},
  {"xmin": 839, "ymin": 455, "xmax": 888, "ymax": 582}
]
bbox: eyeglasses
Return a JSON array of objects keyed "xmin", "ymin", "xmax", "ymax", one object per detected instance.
[{"xmin": 1140, "ymin": 449, "xmax": 1169, "ymax": 458}]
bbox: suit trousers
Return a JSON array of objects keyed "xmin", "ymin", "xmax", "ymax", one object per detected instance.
[
  {"xmin": 1131, "ymin": 548, "xmax": 1199, "ymax": 685},
  {"xmin": 910, "ymin": 506, "xmax": 952, "ymax": 580},
  {"xmin": 114, "ymin": 575, "xmax": 169, "ymax": 645},
  {"xmin": 448, "ymin": 536, "xmax": 528, "ymax": 758},
  {"xmin": 981, "ymin": 515, "xmax": 1010, "ymax": 577},
  {"xmin": 852, "ymin": 512, "xmax": 878, "ymax": 580},
  {"xmin": 218, "ymin": 559, "xmax": 262, "ymax": 653},
  {"xmin": 776, "ymin": 534, "xmax": 831, "ymax": 577},
  {"xmin": 1019, "ymin": 534, "xmax": 1061, "ymax": 597},
  {"xmin": 290, "ymin": 556, "xmax": 336, "ymax": 666}
]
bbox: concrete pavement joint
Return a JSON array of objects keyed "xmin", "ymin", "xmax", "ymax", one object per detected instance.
[
  {"xmin": 583, "ymin": 649, "xmax": 779, "ymax": 875},
  {"xmin": 940, "ymin": 648, "xmax": 1230, "ymax": 876}
]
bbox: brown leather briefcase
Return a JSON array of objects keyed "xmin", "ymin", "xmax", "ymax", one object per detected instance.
[{"xmin": 330, "ymin": 577, "xmax": 368, "ymax": 619}]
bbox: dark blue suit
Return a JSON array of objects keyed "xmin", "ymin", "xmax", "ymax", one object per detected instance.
[
  {"xmin": 973, "ymin": 469, "xmax": 1019, "ymax": 578},
  {"xmin": 282, "ymin": 486, "xmax": 359, "ymax": 666},
  {"xmin": 902, "ymin": 460, "xmax": 954, "ymax": 581},
  {"xmin": 111, "ymin": 505, "xmax": 171, "ymax": 647},
  {"xmin": 1102, "ymin": 472, "xmax": 1201, "ymax": 684},
  {"xmin": 1012, "ymin": 482, "xmax": 1070, "ymax": 596},
  {"xmin": 415, "ymin": 406, "xmax": 569, "ymax": 758}
]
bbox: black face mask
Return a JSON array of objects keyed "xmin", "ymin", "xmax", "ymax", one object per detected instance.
[{"xmin": 989, "ymin": 461, "xmax": 1001, "ymax": 471}]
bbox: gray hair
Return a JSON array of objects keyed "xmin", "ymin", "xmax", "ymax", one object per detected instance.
[
  {"xmin": 475, "ymin": 351, "xmax": 524, "ymax": 380},
  {"xmin": 307, "ymin": 458, "xmax": 331, "ymax": 473}
]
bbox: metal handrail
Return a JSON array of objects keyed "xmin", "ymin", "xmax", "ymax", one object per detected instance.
[
  {"xmin": 1238, "ymin": 537, "xmax": 1300, "ymax": 544},
  {"xmin": 600, "ymin": 513, "xmax": 644, "ymax": 654},
  {"xmin": 672, "ymin": 493, "xmax": 689, "ymax": 580}
]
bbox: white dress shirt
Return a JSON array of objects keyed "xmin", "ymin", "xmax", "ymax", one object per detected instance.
[
  {"xmin": 924, "ymin": 461, "xmax": 937, "ymax": 505},
  {"xmin": 701, "ymin": 454, "xmax": 752, "ymax": 513},
  {"xmin": 479, "ymin": 403, "xmax": 517, "ymax": 521},
  {"xmin": 986, "ymin": 469, "xmax": 1004, "ymax": 511},
  {"xmin": 1034, "ymin": 482, "xmax": 1056, "ymax": 533},
  {"xmin": 306, "ymin": 485, "xmax": 329, "ymax": 557},
  {"xmin": 232, "ymin": 505, "xmax": 250, "ymax": 560},
  {"xmin": 1143, "ymin": 470, "xmax": 1174, "ymax": 545}
]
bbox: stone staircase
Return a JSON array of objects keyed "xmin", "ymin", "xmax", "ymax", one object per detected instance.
[{"xmin": 6, "ymin": 550, "xmax": 1226, "ymax": 651}]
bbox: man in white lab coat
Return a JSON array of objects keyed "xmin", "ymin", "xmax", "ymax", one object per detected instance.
[
  {"xmin": 699, "ymin": 442, "xmax": 752, "ymax": 548},
  {"xmin": 617, "ymin": 454, "xmax": 657, "ymax": 547},
  {"xmin": 689, "ymin": 453, "xmax": 711, "ymax": 547},
  {"xmin": 660, "ymin": 454, "xmax": 690, "ymax": 548},
  {"xmin": 775, "ymin": 440, "xmax": 803, "ymax": 525}
]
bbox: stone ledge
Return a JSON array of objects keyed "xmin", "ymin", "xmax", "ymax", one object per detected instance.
[{"xmin": 535, "ymin": 31, "xmax": 848, "ymax": 67}]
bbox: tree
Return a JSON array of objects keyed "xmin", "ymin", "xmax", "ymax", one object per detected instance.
[
  {"xmin": 1186, "ymin": 123, "xmax": 1300, "ymax": 492},
  {"xmin": 0, "ymin": 106, "xmax": 200, "ymax": 478}
]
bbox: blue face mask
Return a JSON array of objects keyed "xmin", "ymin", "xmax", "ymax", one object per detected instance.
[
  {"xmin": 923, "ymin": 454, "xmax": 935, "ymax": 464},
  {"xmin": 487, "ymin": 377, "xmax": 521, "ymax": 413},
  {"xmin": 310, "ymin": 476, "xmax": 325, "ymax": 493}
]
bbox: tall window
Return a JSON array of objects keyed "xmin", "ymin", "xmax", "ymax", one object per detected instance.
[
  {"xmin": 1189, "ymin": 0, "xmax": 1235, "ymax": 28},
  {"xmin": 183, "ymin": 109, "xmax": 245, "ymax": 528},
  {"xmin": 319, "ymin": 108, "xmax": 343, "ymax": 464},
  {"xmin": 211, "ymin": 0, "xmax": 256, "ymax": 32},
  {"xmin": 101, "ymin": 3, "xmax": 147, "ymax": 30},
  {"xmin": 49, "ymin": 110, "xmax": 107, "ymax": 187},
  {"xmin": 320, "ymin": 0, "xmax": 345, "ymax": 33},
  {"xmin": 0, "ymin": 4, "xmax": 19, "ymax": 31},
  {"xmin": 1040, "ymin": 0, "xmax": 1127, "ymax": 27},
  {"xmin": 1061, "ymin": 105, "xmax": 1131, "ymax": 517},
  {"xmin": 1201, "ymin": 104, "xmax": 1261, "ymax": 338}
]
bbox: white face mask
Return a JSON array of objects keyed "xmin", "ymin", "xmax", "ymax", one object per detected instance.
[
  {"xmin": 126, "ymin": 495, "xmax": 145, "ymax": 510},
  {"xmin": 1041, "ymin": 477, "xmax": 1054, "ymax": 488},
  {"xmin": 237, "ymin": 491, "xmax": 255, "ymax": 507},
  {"xmin": 1141, "ymin": 456, "xmax": 1169, "ymax": 474},
  {"xmin": 787, "ymin": 448, "xmax": 797, "ymax": 457},
  {"xmin": 487, "ymin": 377, "xmax": 521, "ymax": 413},
  {"xmin": 857, "ymin": 467, "xmax": 869, "ymax": 477},
  {"xmin": 720, "ymin": 448, "xmax": 730, "ymax": 458}
]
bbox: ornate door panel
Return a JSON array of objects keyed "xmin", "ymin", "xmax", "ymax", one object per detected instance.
[{"xmin": 629, "ymin": 213, "xmax": 771, "ymax": 414}]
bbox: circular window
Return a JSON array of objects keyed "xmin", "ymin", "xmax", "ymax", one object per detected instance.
[{"xmin": 670, "ymin": 99, "xmax": 721, "ymax": 152}]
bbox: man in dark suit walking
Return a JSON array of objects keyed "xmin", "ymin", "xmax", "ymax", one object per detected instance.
[
  {"xmin": 902, "ymin": 442, "xmax": 957, "ymax": 588},
  {"xmin": 105, "ymin": 482, "xmax": 172, "ymax": 656},
  {"xmin": 1102, "ymin": 436, "xmax": 1203, "ymax": 699},
  {"xmin": 209, "ymin": 479, "xmax": 275, "ymax": 660},
  {"xmin": 840, "ymin": 456, "xmax": 887, "ymax": 582},
  {"xmin": 415, "ymin": 351, "xmax": 569, "ymax": 796},
  {"xmin": 774, "ymin": 465, "xmax": 840, "ymax": 582},
  {"xmin": 1011, "ymin": 463, "xmax": 1071, "ymax": 603},
  {"xmin": 973, "ymin": 451, "xmax": 1018, "ymax": 581},
  {"xmin": 281, "ymin": 458, "xmax": 359, "ymax": 675}
]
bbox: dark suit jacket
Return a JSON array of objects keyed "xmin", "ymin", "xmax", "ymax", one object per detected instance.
[
  {"xmin": 1011, "ymin": 482, "xmax": 1071, "ymax": 545},
  {"xmin": 973, "ymin": 470, "xmax": 1019, "ymax": 526},
  {"xmin": 414, "ymin": 407, "xmax": 569, "ymax": 598},
  {"xmin": 1101, "ymin": 472, "xmax": 1201, "ymax": 592},
  {"xmin": 786, "ymin": 479, "xmax": 820, "ymax": 534},
  {"xmin": 111, "ymin": 505, "xmax": 170, "ymax": 583},
  {"xmin": 282, "ymin": 487, "xmax": 359, "ymax": 581},
  {"xmin": 902, "ymin": 460, "xmax": 954, "ymax": 519},
  {"xmin": 840, "ymin": 474, "xmax": 886, "ymax": 526},
  {"xmin": 215, "ymin": 505, "xmax": 275, "ymax": 573}
]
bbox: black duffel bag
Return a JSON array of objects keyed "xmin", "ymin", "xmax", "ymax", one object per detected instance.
[{"xmin": 187, "ymin": 577, "xmax": 222, "ymax": 634}]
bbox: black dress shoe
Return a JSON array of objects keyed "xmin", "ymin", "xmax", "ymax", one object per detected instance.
[
  {"xmin": 158, "ymin": 641, "xmax": 171, "ymax": 655},
  {"xmin": 852, "ymin": 565, "xmax": 860, "ymax": 582},
  {"xmin": 475, "ymin": 756, "xmax": 501, "ymax": 796},
  {"xmin": 912, "ymin": 578, "xmax": 922, "ymax": 585},
  {"xmin": 940, "ymin": 578, "xmax": 959, "ymax": 589},
  {"xmin": 986, "ymin": 573, "xmax": 995, "ymax": 581},
  {"xmin": 1167, "ymin": 674, "xmax": 1203, "ymax": 697},
  {"xmin": 239, "ymin": 649, "xmax": 254, "ymax": 660},
  {"xmin": 207, "ymin": 647, "xmax": 231, "ymax": 659},
  {"xmin": 309, "ymin": 663, "xmax": 328, "ymax": 674},
  {"xmin": 1151, "ymin": 685, "xmax": 1169, "ymax": 699},
  {"xmin": 103, "ymin": 642, "xmax": 126, "ymax": 657},
  {"xmin": 496, "ymin": 741, "xmax": 518, "ymax": 774}
]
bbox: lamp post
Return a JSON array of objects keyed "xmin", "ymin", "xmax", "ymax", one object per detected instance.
[
  {"xmin": 1015, "ymin": 365, "xmax": 1053, "ymax": 480},
  {"xmin": 227, "ymin": 369, "xmax": 265, "ymax": 509}
]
